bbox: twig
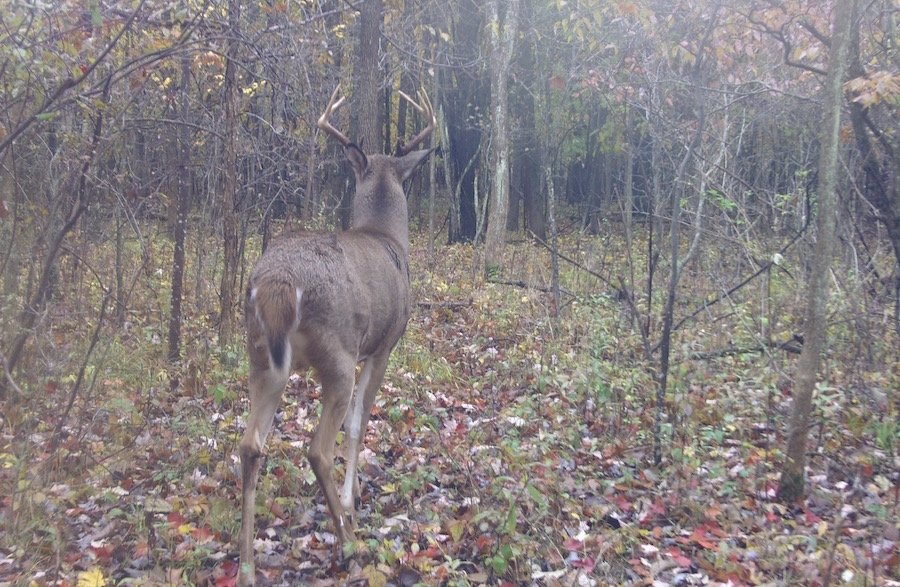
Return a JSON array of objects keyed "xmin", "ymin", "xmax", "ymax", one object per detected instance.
[
  {"xmin": 417, "ymin": 300, "xmax": 471, "ymax": 310},
  {"xmin": 486, "ymin": 277, "xmax": 575, "ymax": 298},
  {"xmin": 671, "ymin": 196, "xmax": 811, "ymax": 334},
  {"xmin": 528, "ymin": 231, "xmax": 652, "ymax": 359},
  {"xmin": 0, "ymin": 352, "xmax": 25, "ymax": 408},
  {"xmin": 529, "ymin": 231, "xmax": 617, "ymax": 289},
  {"xmin": 683, "ymin": 336, "xmax": 804, "ymax": 362},
  {"xmin": 48, "ymin": 293, "xmax": 111, "ymax": 454}
]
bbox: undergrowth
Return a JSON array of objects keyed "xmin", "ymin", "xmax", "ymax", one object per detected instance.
[{"xmin": 0, "ymin": 227, "xmax": 897, "ymax": 586}]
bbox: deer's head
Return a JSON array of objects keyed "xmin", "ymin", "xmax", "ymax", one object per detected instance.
[{"xmin": 317, "ymin": 86, "xmax": 436, "ymax": 250}]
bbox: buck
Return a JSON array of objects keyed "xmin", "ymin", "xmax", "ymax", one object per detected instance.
[{"xmin": 237, "ymin": 85, "xmax": 435, "ymax": 586}]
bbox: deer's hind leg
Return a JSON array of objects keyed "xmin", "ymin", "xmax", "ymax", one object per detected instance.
[
  {"xmin": 341, "ymin": 352, "xmax": 390, "ymax": 520},
  {"xmin": 238, "ymin": 364, "xmax": 290, "ymax": 586},
  {"xmin": 307, "ymin": 353, "xmax": 356, "ymax": 544}
]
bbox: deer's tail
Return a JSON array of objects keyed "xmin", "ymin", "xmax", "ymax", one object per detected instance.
[{"xmin": 250, "ymin": 281, "xmax": 302, "ymax": 373}]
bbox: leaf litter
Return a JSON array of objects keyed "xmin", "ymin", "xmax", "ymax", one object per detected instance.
[{"xmin": 1, "ymin": 238, "xmax": 897, "ymax": 586}]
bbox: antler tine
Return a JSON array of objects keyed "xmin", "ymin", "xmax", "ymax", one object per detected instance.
[
  {"xmin": 317, "ymin": 84, "xmax": 352, "ymax": 148},
  {"xmin": 395, "ymin": 87, "xmax": 437, "ymax": 156}
]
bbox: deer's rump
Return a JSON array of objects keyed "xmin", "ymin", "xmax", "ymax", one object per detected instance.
[{"xmin": 245, "ymin": 231, "xmax": 411, "ymax": 375}]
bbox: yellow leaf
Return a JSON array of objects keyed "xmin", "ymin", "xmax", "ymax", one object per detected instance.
[
  {"xmin": 77, "ymin": 568, "xmax": 106, "ymax": 587},
  {"xmin": 178, "ymin": 523, "xmax": 194, "ymax": 535},
  {"xmin": 362, "ymin": 565, "xmax": 387, "ymax": 587},
  {"xmin": 449, "ymin": 519, "xmax": 466, "ymax": 542},
  {"xmin": 381, "ymin": 482, "xmax": 397, "ymax": 494}
]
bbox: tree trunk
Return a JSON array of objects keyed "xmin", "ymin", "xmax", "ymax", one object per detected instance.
[
  {"xmin": 219, "ymin": 0, "xmax": 241, "ymax": 348},
  {"xmin": 484, "ymin": 0, "xmax": 520, "ymax": 276},
  {"xmin": 652, "ymin": 7, "xmax": 717, "ymax": 465},
  {"xmin": 518, "ymin": 0, "xmax": 544, "ymax": 240},
  {"xmin": 442, "ymin": 0, "xmax": 486, "ymax": 243},
  {"xmin": 345, "ymin": 0, "xmax": 384, "ymax": 229},
  {"xmin": 623, "ymin": 106, "xmax": 634, "ymax": 262},
  {"xmin": 507, "ymin": 165, "xmax": 521, "ymax": 233},
  {"xmin": 778, "ymin": 0, "xmax": 854, "ymax": 503},
  {"xmin": 168, "ymin": 54, "xmax": 192, "ymax": 363}
]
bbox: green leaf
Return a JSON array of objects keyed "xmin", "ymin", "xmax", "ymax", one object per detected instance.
[
  {"xmin": 91, "ymin": 4, "xmax": 102, "ymax": 28},
  {"xmin": 502, "ymin": 496, "xmax": 517, "ymax": 535},
  {"xmin": 526, "ymin": 483, "xmax": 547, "ymax": 508}
]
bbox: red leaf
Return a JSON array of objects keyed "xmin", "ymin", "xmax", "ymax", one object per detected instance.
[
  {"xmin": 573, "ymin": 556, "xmax": 596, "ymax": 572},
  {"xmin": 133, "ymin": 540, "xmax": 150, "ymax": 558},
  {"xmin": 192, "ymin": 526, "xmax": 215, "ymax": 543},
  {"xmin": 89, "ymin": 543, "xmax": 114, "ymax": 561},
  {"xmin": 688, "ymin": 527, "xmax": 717, "ymax": 549},
  {"xmin": 666, "ymin": 547, "xmax": 692, "ymax": 568},
  {"xmin": 475, "ymin": 534, "xmax": 493, "ymax": 553}
]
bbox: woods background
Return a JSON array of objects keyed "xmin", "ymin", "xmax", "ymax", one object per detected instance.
[{"xmin": 0, "ymin": 0, "xmax": 897, "ymax": 585}]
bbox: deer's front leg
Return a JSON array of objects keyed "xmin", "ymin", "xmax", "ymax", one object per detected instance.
[
  {"xmin": 238, "ymin": 368, "xmax": 287, "ymax": 587},
  {"xmin": 308, "ymin": 365, "xmax": 355, "ymax": 545}
]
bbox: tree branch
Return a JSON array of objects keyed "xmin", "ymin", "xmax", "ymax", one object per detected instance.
[{"xmin": 0, "ymin": 0, "xmax": 146, "ymax": 161}]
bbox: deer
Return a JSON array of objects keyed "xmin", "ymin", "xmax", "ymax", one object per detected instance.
[{"xmin": 237, "ymin": 85, "xmax": 435, "ymax": 586}]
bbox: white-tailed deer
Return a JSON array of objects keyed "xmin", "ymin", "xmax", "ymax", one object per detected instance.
[{"xmin": 237, "ymin": 85, "xmax": 435, "ymax": 586}]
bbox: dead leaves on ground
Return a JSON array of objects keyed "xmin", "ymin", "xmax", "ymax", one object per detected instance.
[{"xmin": 1, "ymin": 240, "xmax": 897, "ymax": 586}]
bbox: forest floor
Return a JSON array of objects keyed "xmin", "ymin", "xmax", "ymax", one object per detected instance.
[{"xmin": 1, "ymin": 231, "xmax": 897, "ymax": 586}]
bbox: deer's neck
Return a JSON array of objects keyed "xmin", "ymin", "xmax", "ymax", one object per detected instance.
[{"xmin": 351, "ymin": 194, "xmax": 409, "ymax": 255}]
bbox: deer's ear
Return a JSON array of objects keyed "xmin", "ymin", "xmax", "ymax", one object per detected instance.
[
  {"xmin": 344, "ymin": 144, "xmax": 368, "ymax": 177},
  {"xmin": 395, "ymin": 148, "xmax": 434, "ymax": 182}
]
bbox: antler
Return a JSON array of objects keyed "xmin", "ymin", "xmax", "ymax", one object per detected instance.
[
  {"xmin": 395, "ymin": 88, "xmax": 436, "ymax": 156},
  {"xmin": 317, "ymin": 85, "xmax": 352, "ymax": 148}
]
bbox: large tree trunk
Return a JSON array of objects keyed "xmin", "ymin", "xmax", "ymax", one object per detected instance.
[
  {"xmin": 483, "ymin": 0, "xmax": 520, "ymax": 276},
  {"xmin": 219, "ymin": 0, "xmax": 240, "ymax": 347},
  {"xmin": 519, "ymin": 0, "xmax": 544, "ymax": 240},
  {"xmin": 442, "ymin": 0, "xmax": 485, "ymax": 243},
  {"xmin": 778, "ymin": 0, "xmax": 854, "ymax": 502},
  {"xmin": 345, "ymin": 0, "xmax": 384, "ymax": 229}
]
